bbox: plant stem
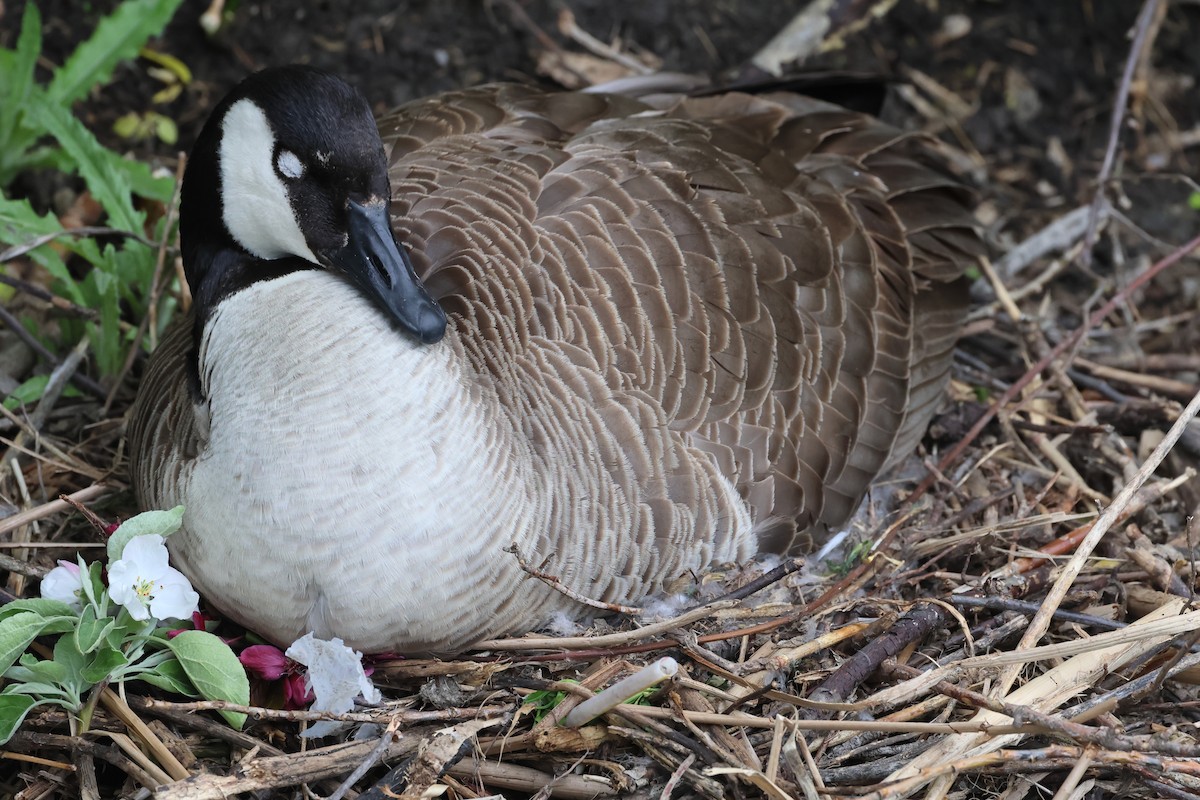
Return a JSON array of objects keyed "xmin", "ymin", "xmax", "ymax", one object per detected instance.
[{"xmin": 77, "ymin": 679, "xmax": 108, "ymax": 733}]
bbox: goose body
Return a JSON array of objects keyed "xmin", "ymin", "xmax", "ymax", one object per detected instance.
[{"xmin": 129, "ymin": 67, "xmax": 981, "ymax": 653}]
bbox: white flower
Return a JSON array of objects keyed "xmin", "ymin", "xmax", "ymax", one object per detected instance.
[
  {"xmin": 285, "ymin": 633, "xmax": 380, "ymax": 737},
  {"xmin": 107, "ymin": 535, "xmax": 200, "ymax": 622},
  {"xmin": 41, "ymin": 560, "xmax": 85, "ymax": 612}
]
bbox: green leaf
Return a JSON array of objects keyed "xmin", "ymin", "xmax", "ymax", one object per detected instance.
[
  {"xmin": 4, "ymin": 681, "xmax": 68, "ymax": 698},
  {"xmin": 0, "ymin": 196, "xmax": 73, "ymax": 291},
  {"xmin": 52, "ymin": 634, "xmax": 87, "ymax": 681},
  {"xmin": 134, "ymin": 657, "xmax": 199, "ymax": 697},
  {"xmin": 26, "ymin": 102, "xmax": 142, "ymax": 233},
  {"xmin": 0, "ymin": 598, "xmax": 76, "ymax": 623},
  {"xmin": 81, "ymin": 644, "xmax": 129, "ymax": 684},
  {"xmin": 84, "ymin": 262, "xmax": 124, "ymax": 376},
  {"xmin": 3, "ymin": 375, "xmax": 84, "ymax": 411},
  {"xmin": 1189, "ymin": 192, "xmax": 1200, "ymax": 212},
  {"xmin": 0, "ymin": 8, "xmax": 43, "ymax": 182},
  {"xmin": 77, "ymin": 561, "xmax": 106, "ymax": 614},
  {"xmin": 46, "ymin": 0, "xmax": 186, "ymax": 108},
  {"xmin": 108, "ymin": 506, "xmax": 185, "ymax": 561},
  {"xmin": 0, "ymin": 5, "xmax": 42, "ymax": 176},
  {"xmin": 9, "ymin": 657, "xmax": 69, "ymax": 687},
  {"xmin": 123, "ymin": 158, "xmax": 176, "ymax": 203},
  {"xmin": 0, "ymin": 694, "xmax": 38, "ymax": 745},
  {"xmin": 74, "ymin": 606, "xmax": 116, "ymax": 655},
  {"xmin": 167, "ymin": 631, "xmax": 249, "ymax": 729},
  {"xmin": 0, "ymin": 612, "xmax": 77, "ymax": 676}
]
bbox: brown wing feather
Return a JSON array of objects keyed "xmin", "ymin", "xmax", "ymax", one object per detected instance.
[{"xmin": 379, "ymin": 84, "xmax": 980, "ymax": 560}]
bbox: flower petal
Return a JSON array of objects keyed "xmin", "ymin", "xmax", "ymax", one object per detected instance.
[
  {"xmin": 285, "ymin": 634, "xmax": 379, "ymax": 714},
  {"xmin": 40, "ymin": 564, "xmax": 85, "ymax": 611},
  {"xmin": 240, "ymin": 645, "xmax": 289, "ymax": 680},
  {"xmin": 148, "ymin": 579, "xmax": 200, "ymax": 621},
  {"xmin": 117, "ymin": 534, "xmax": 171, "ymax": 576}
]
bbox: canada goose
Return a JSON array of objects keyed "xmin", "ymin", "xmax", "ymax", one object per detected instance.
[{"xmin": 128, "ymin": 66, "xmax": 981, "ymax": 654}]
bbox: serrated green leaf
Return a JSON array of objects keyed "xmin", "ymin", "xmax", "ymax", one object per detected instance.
[
  {"xmin": 26, "ymin": 102, "xmax": 142, "ymax": 233},
  {"xmin": 46, "ymin": 0, "xmax": 186, "ymax": 108},
  {"xmin": 0, "ymin": 196, "xmax": 75, "ymax": 292},
  {"xmin": 81, "ymin": 644, "xmax": 129, "ymax": 684},
  {"xmin": 0, "ymin": 694, "xmax": 38, "ymax": 745},
  {"xmin": 134, "ymin": 656, "xmax": 199, "ymax": 697},
  {"xmin": 168, "ymin": 631, "xmax": 249, "ymax": 729},
  {"xmin": 0, "ymin": 598, "xmax": 76, "ymax": 624},
  {"xmin": 123, "ymin": 158, "xmax": 176, "ymax": 203},
  {"xmin": 0, "ymin": 5, "xmax": 42, "ymax": 180},
  {"xmin": 107, "ymin": 506, "xmax": 185, "ymax": 561}
]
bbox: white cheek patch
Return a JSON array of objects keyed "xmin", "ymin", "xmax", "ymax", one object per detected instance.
[
  {"xmin": 219, "ymin": 99, "xmax": 319, "ymax": 264},
  {"xmin": 276, "ymin": 149, "xmax": 304, "ymax": 179}
]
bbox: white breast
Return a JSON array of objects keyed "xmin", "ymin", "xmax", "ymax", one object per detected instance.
[{"xmin": 171, "ymin": 271, "xmax": 545, "ymax": 652}]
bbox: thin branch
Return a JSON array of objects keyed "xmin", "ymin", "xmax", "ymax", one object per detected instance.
[{"xmin": 1079, "ymin": 0, "xmax": 1165, "ymax": 271}]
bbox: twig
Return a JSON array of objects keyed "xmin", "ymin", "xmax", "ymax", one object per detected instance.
[
  {"xmin": 325, "ymin": 715, "xmax": 401, "ymax": 800},
  {"xmin": 1079, "ymin": 0, "xmax": 1165, "ymax": 272},
  {"xmin": 562, "ymin": 657, "xmax": 678, "ymax": 727},
  {"xmin": 686, "ymin": 558, "xmax": 804, "ymax": 610},
  {"xmin": 991, "ymin": 204, "xmax": 1101, "ymax": 280},
  {"xmin": 137, "ymin": 697, "xmax": 508, "ymax": 725},
  {"xmin": 0, "ymin": 273, "xmax": 98, "ymax": 318},
  {"xmin": 472, "ymin": 600, "xmax": 734, "ymax": 652},
  {"xmin": 660, "ymin": 753, "xmax": 696, "ymax": 800},
  {"xmin": 446, "ymin": 757, "xmax": 617, "ymax": 800},
  {"xmin": 994, "ymin": 387, "xmax": 1200, "ymax": 697},
  {"xmin": 103, "ymin": 155, "xmax": 186, "ymax": 416},
  {"xmin": 557, "ymin": 9, "xmax": 653, "ymax": 75},
  {"xmin": 0, "ymin": 303, "xmax": 106, "ymax": 399},
  {"xmin": 100, "ymin": 688, "xmax": 190, "ymax": 781},
  {"xmin": 505, "ymin": 544, "xmax": 641, "ymax": 614},
  {"xmin": 0, "ymin": 226, "xmax": 155, "ymax": 263},
  {"xmin": 0, "ymin": 483, "xmax": 111, "ymax": 537},
  {"xmin": 921, "ymin": 233, "xmax": 1200, "ymax": 523},
  {"xmin": 152, "ymin": 732, "xmax": 425, "ymax": 800}
]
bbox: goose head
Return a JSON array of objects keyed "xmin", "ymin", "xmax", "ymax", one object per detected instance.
[{"xmin": 180, "ymin": 65, "xmax": 446, "ymax": 346}]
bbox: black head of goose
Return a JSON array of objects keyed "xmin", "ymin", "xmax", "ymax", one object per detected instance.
[{"xmin": 128, "ymin": 65, "xmax": 981, "ymax": 654}]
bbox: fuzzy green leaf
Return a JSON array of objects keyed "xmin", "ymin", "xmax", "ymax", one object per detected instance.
[
  {"xmin": 74, "ymin": 606, "xmax": 116, "ymax": 655},
  {"xmin": 0, "ymin": 598, "xmax": 77, "ymax": 623},
  {"xmin": 168, "ymin": 631, "xmax": 249, "ymax": 729},
  {"xmin": 0, "ymin": 694, "xmax": 38, "ymax": 745},
  {"xmin": 46, "ymin": 0, "xmax": 186, "ymax": 108},
  {"xmin": 9, "ymin": 656, "xmax": 69, "ymax": 687},
  {"xmin": 135, "ymin": 657, "xmax": 199, "ymax": 697},
  {"xmin": 107, "ymin": 506, "xmax": 185, "ymax": 562},
  {"xmin": 81, "ymin": 644, "xmax": 130, "ymax": 684},
  {"xmin": 0, "ymin": 612, "xmax": 77, "ymax": 676}
]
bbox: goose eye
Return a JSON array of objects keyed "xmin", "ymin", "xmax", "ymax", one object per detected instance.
[{"xmin": 275, "ymin": 149, "xmax": 305, "ymax": 180}]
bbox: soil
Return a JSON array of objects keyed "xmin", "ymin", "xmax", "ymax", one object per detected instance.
[{"xmin": 7, "ymin": 0, "xmax": 1199, "ymax": 276}]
